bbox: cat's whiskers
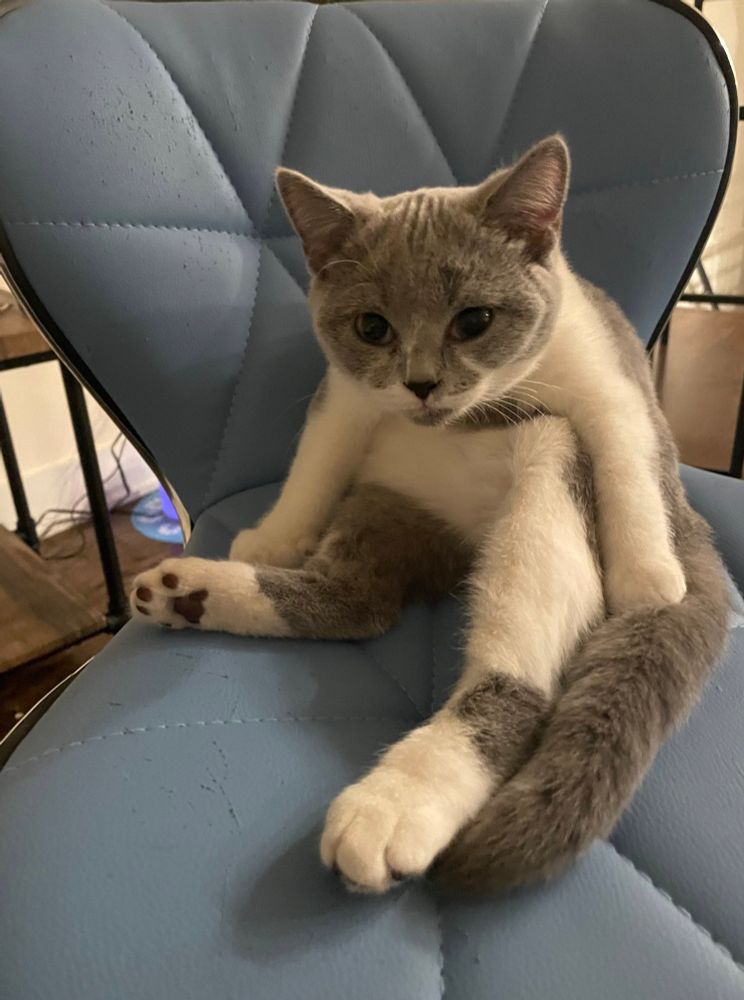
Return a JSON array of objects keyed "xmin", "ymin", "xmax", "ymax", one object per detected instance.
[
  {"xmin": 522, "ymin": 376, "xmax": 577, "ymax": 399},
  {"xmin": 501, "ymin": 399, "xmax": 533, "ymax": 424},
  {"xmin": 490, "ymin": 401, "xmax": 517, "ymax": 429},
  {"xmin": 467, "ymin": 399, "xmax": 491, "ymax": 426},
  {"xmin": 509, "ymin": 389, "xmax": 543, "ymax": 412},
  {"xmin": 293, "ymin": 390, "xmax": 318, "ymax": 407},
  {"xmin": 511, "ymin": 384, "xmax": 542, "ymax": 405}
]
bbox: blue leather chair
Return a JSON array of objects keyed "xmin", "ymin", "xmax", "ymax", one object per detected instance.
[{"xmin": 1, "ymin": 1, "xmax": 743, "ymax": 996}]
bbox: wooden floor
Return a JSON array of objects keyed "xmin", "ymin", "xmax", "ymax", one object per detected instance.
[
  {"xmin": 0, "ymin": 288, "xmax": 49, "ymax": 362},
  {"xmin": 0, "ymin": 526, "xmax": 100, "ymax": 673},
  {"xmin": 0, "ymin": 510, "xmax": 180, "ymax": 739},
  {"xmin": 0, "ymin": 304, "xmax": 742, "ymax": 742}
]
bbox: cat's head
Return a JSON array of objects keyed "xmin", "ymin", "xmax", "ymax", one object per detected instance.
[{"xmin": 276, "ymin": 135, "xmax": 569, "ymax": 425}]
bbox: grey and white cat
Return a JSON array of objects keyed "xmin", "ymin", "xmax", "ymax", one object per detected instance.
[{"xmin": 132, "ymin": 136, "xmax": 729, "ymax": 893}]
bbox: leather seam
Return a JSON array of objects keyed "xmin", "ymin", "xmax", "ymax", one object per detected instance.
[
  {"xmin": 360, "ymin": 644, "xmax": 424, "ymax": 719},
  {"xmin": 262, "ymin": 240, "xmax": 306, "ymax": 296},
  {"xmin": 609, "ymin": 844, "xmax": 744, "ymax": 977},
  {"xmin": 489, "ymin": 0, "xmax": 551, "ymax": 163},
  {"xmin": 201, "ymin": 244, "xmax": 263, "ymax": 511},
  {"xmin": 2, "ymin": 714, "xmax": 416, "ymax": 775},
  {"xmin": 5, "ymin": 220, "xmax": 255, "ymax": 238},
  {"xmin": 4, "ymin": 220, "xmax": 306, "ymax": 290},
  {"xmin": 260, "ymin": 5, "xmax": 318, "ymax": 229},
  {"xmin": 374, "ymin": 665, "xmax": 421, "ymax": 718},
  {"xmin": 3, "ymin": 222, "xmax": 307, "ymax": 300},
  {"xmin": 343, "ymin": 6, "xmax": 457, "ymax": 185},
  {"xmin": 572, "ymin": 167, "xmax": 725, "ymax": 197},
  {"xmin": 100, "ymin": 2, "xmax": 255, "ymax": 234},
  {"xmin": 4, "ymin": 163, "xmax": 726, "ymax": 234}
]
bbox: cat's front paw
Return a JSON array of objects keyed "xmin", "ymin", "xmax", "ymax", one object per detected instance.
[
  {"xmin": 320, "ymin": 774, "xmax": 461, "ymax": 894},
  {"xmin": 130, "ymin": 557, "xmax": 222, "ymax": 629},
  {"xmin": 228, "ymin": 526, "xmax": 317, "ymax": 568},
  {"xmin": 605, "ymin": 554, "xmax": 686, "ymax": 614}
]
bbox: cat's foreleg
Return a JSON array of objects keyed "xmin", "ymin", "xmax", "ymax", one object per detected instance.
[
  {"xmin": 535, "ymin": 336, "xmax": 686, "ymax": 613},
  {"xmin": 229, "ymin": 368, "xmax": 379, "ymax": 568}
]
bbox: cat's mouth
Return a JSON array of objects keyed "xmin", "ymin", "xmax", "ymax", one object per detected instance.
[{"xmin": 407, "ymin": 406, "xmax": 453, "ymax": 427}]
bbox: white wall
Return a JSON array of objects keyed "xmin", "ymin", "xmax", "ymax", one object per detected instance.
[
  {"xmin": 684, "ymin": 0, "xmax": 744, "ymax": 296},
  {"xmin": 0, "ymin": 274, "xmax": 157, "ymax": 535}
]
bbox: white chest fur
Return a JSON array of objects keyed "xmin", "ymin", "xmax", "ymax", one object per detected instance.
[{"xmin": 358, "ymin": 416, "xmax": 513, "ymax": 543}]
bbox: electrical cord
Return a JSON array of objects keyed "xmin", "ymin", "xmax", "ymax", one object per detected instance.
[{"xmin": 36, "ymin": 432, "xmax": 135, "ymax": 560}]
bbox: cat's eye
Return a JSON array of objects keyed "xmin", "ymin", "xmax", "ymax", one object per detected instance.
[
  {"xmin": 355, "ymin": 312, "xmax": 394, "ymax": 346},
  {"xmin": 451, "ymin": 307, "xmax": 494, "ymax": 341}
]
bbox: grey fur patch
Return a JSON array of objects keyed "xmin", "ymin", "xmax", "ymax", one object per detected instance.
[
  {"xmin": 456, "ymin": 675, "xmax": 549, "ymax": 780},
  {"xmin": 434, "ymin": 276, "xmax": 731, "ymax": 892},
  {"xmin": 436, "ymin": 502, "xmax": 729, "ymax": 891},
  {"xmin": 257, "ymin": 484, "xmax": 471, "ymax": 639}
]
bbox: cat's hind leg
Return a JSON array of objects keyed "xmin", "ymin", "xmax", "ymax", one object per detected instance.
[
  {"xmin": 323, "ymin": 416, "xmax": 605, "ymax": 893},
  {"xmin": 131, "ymin": 483, "xmax": 468, "ymax": 639}
]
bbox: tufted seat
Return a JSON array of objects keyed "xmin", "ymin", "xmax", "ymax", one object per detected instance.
[{"xmin": 1, "ymin": 1, "xmax": 743, "ymax": 997}]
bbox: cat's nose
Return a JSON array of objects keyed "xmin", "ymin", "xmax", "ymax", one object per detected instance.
[{"xmin": 404, "ymin": 380, "xmax": 439, "ymax": 401}]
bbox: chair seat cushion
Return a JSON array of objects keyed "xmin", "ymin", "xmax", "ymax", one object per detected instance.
[{"xmin": 1, "ymin": 467, "xmax": 743, "ymax": 998}]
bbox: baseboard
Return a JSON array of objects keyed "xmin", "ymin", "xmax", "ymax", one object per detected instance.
[{"xmin": 0, "ymin": 439, "xmax": 158, "ymax": 537}]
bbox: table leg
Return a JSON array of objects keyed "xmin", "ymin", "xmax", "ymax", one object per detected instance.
[
  {"xmin": 730, "ymin": 375, "xmax": 744, "ymax": 478},
  {"xmin": 60, "ymin": 366, "xmax": 129, "ymax": 631},
  {"xmin": 0, "ymin": 389, "xmax": 39, "ymax": 549}
]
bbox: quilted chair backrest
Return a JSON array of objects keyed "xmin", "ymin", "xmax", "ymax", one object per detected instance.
[{"xmin": 0, "ymin": 0, "xmax": 736, "ymax": 519}]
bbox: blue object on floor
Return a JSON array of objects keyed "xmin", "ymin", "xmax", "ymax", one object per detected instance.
[
  {"xmin": 0, "ymin": 2, "xmax": 742, "ymax": 998},
  {"xmin": 130, "ymin": 487, "xmax": 184, "ymax": 544}
]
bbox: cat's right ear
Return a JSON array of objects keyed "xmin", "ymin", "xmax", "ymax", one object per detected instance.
[
  {"xmin": 471, "ymin": 135, "xmax": 570, "ymax": 263},
  {"xmin": 275, "ymin": 169, "xmax": 356, "ymax": 275}
]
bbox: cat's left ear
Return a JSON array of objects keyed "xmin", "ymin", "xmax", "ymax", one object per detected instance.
[{"xmin": 473, "ymin": 135, "xmax": 570, "ymax": 262}]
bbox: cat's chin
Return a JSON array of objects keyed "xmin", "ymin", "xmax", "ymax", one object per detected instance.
[{"xmin": 406, "ymin": 407, "xmax": 453, "ymax": 427}]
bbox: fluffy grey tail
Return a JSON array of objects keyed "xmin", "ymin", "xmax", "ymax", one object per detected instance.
[{"xmin": 435, "ymin": 505, "xmax": 731, "ymax": 891}]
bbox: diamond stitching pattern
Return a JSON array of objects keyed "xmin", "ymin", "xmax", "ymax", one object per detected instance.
[
  {"xmin": 101, "ymin": 1, "xmax": 254, "ymax": 233},
  {"xmin": 343, "ymin": 6, "xmax": 457, "ymax": 185},
  {"xmin": 487, "ymin": 0, "xmax": 550, "ymax": 167},
  {"xmin": 259, "ymin": 5, "xmax": 318, "ymax": 229},
  {"xmin": 0, "ymin": 1, "xmax": 739, "ymax": 992}
]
